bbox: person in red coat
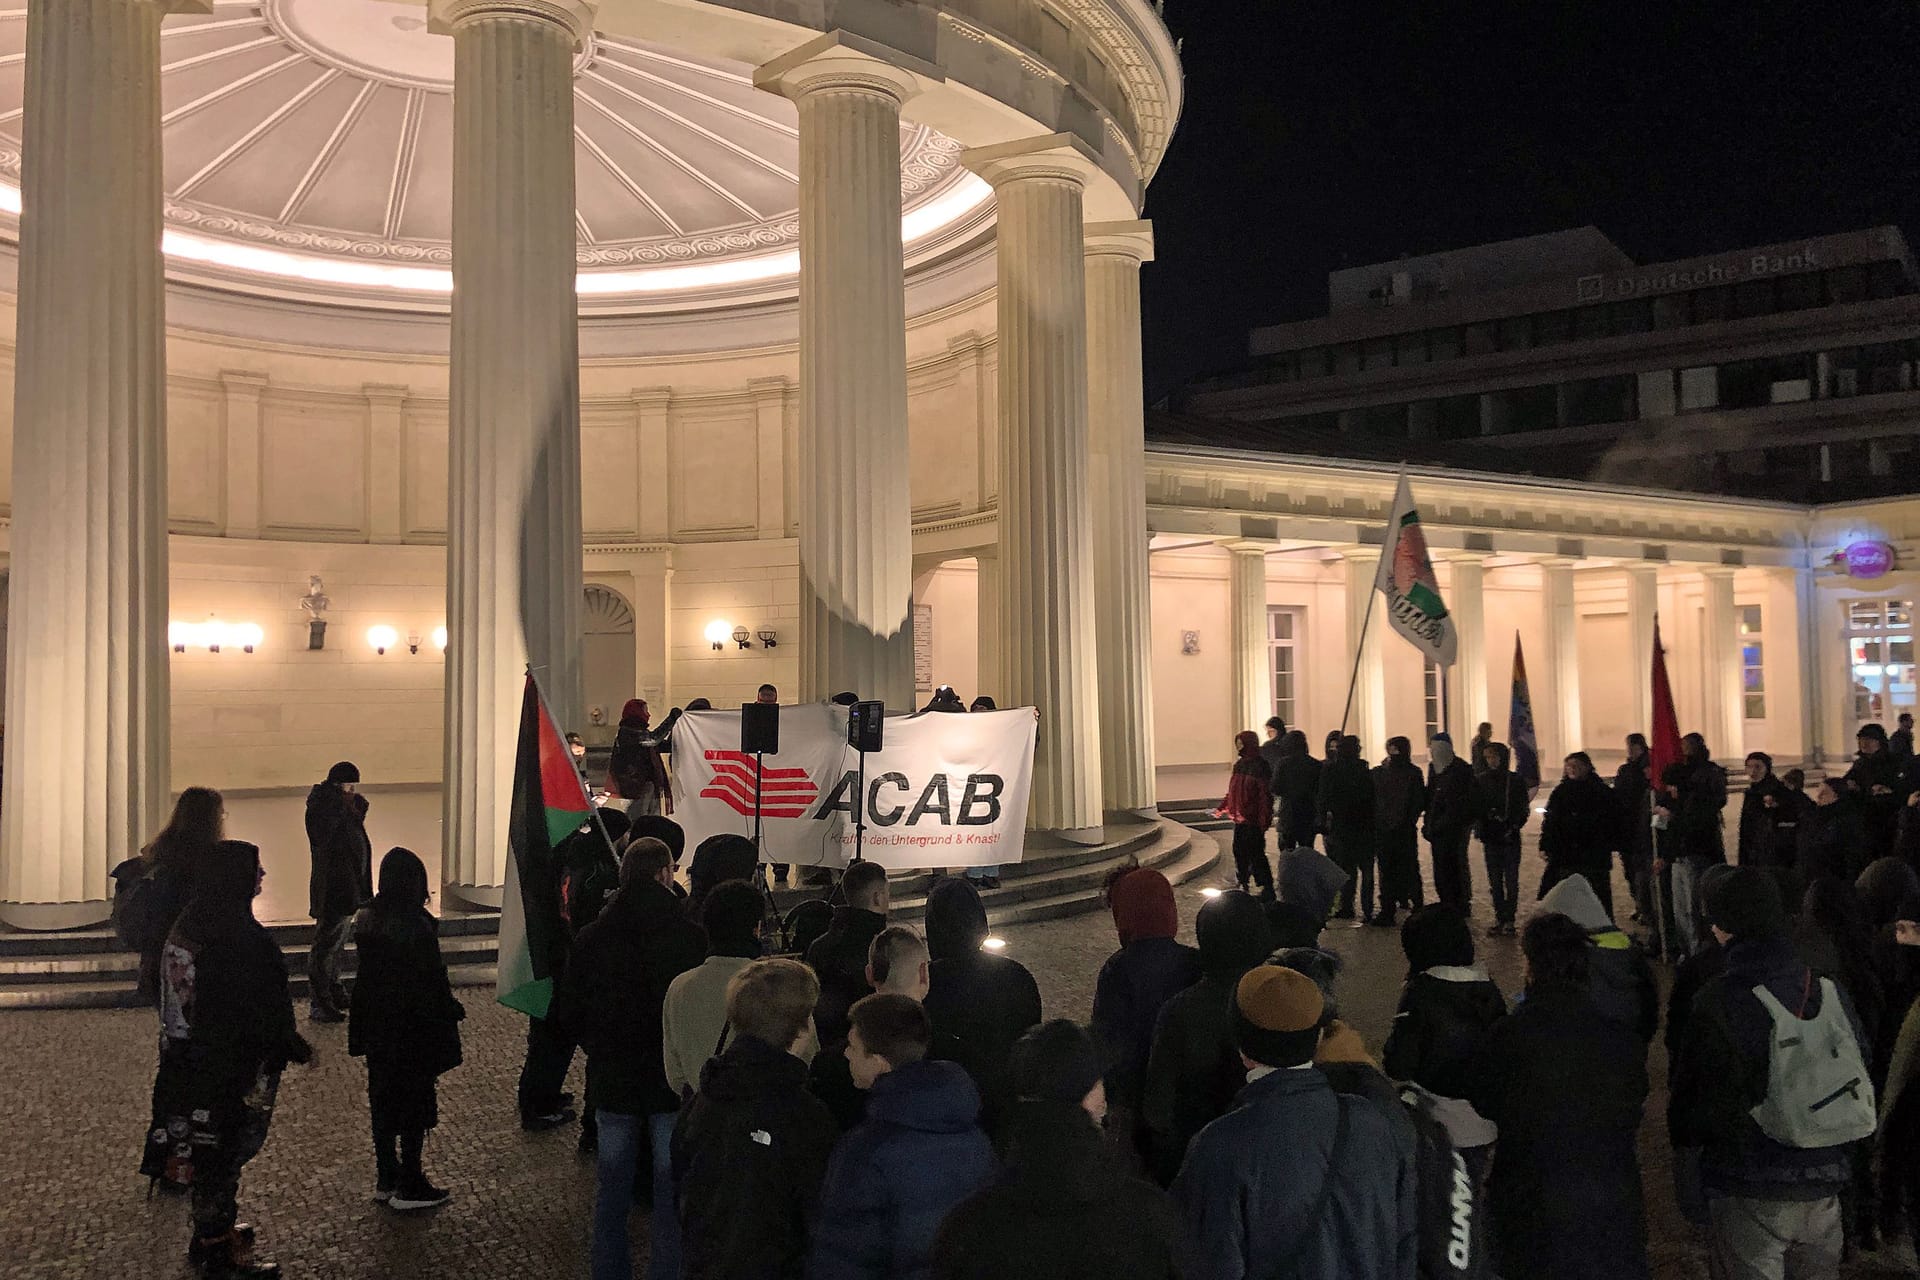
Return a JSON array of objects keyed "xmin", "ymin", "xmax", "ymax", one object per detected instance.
[{"xmin": 1215, "ymin": 731, "xmax": 1275, "ymax": 897}]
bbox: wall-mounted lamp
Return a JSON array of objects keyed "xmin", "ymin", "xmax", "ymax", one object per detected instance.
[
  {"xmin": 407, "ymin": 631, "xmax": 421, "ymax": 655},
  {"xmin": 757, "ymin": 628, "xmax": 778, "ymax": 649},
  {"xmin": 732, "ymin": 625, "xmax": 752, "ymax": 650},
  {"xmin": 170, "ymin": 618, "xmax": 262, "ymax": 655},
  {"xmin": 233, "ymin": 623, "xmax": 264, "ymax": 654},
  {"xmin": 705, "ymin": 619, "xmax": 732, "ymax": 651},
  {"xmin": 367, "ymin": 624, "xmax": 399, "ymax": 656},
  {"xmin": 432, "ymin": 625, "xmax": 448, "ymax": 652}
]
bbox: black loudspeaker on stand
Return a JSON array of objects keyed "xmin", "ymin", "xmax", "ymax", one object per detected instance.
[{"xmin": 846, "ymin": 701, "xmax": 884, "ymax": 864}]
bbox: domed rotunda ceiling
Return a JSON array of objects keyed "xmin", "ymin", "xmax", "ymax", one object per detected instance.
[{"xmin": 0, "ymin": 0, "xmax": 991, "ymax": 309}]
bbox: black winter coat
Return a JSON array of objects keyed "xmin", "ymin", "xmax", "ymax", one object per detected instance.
[
  {"xmin": 552, "ymin": 878, "xmax": 706, "ymax": 1116},
  {"xmin": 1467, "ymin": 984, "xmax": 1651, "ymax": 1280},
  {"xmin": 1319, "ymin": 756, "xmax": 1376, "ymax": 836},
  {"xmin": 1612, "ymin": 758, "xmax": 1653, "ymax": 860},
  {"xmin": 1424, "ymin": 758, "xmax": 1476, "ymax": 839},
  {"xmin": 923, "ymin": 880, "xmax": 1042, "ymax": 1135},
  {"xmin": 1797, "ymin": 799, "xmax": 1870, "ymax": 885},
  {"xmin": 808, "ymin": 1060, "xmax": 996, "ymax": 1280},
  {"xmin": 1738, "ymin": 773, "xmax": 1795, "ymax": 868},
  {"xmin": 1672, "ymin": 760, "xmax": 1729, "ymax": 863},
  {"xmin": 673, "ymin": 1035, "xmax": 840, "ymax": 1280},
  {"xmin": 347, "ymin": 904, "xmax": 463, "ymax": 1082},
  {"xmin": 1844, "ymin": 748, "xmax": 1905, "ymax": 857},
  {"xmin": 1141, "ymin": 973, "xmax": 1244, "ymax": 1187},
  {"xmin": 1540, "ymin": 773, "xmax": 1618, "ymax": 876},
  {"xmin": 1382, "ymin": 967, "xmax": 1507, "ymax": 1100},
  {"xmin": 305, "ymin": 783, "xmax": 372, "ymax": 922},
  {"xmin": 1091, "ymin": 936, "xmax": 1202, "ymax": 1111},
  {"xmin": 1174, "ymin": 1065, "xmax": 1418, "ymax": 1280},
  {"xmin": 1372, "ymin": 759, "xmax": 1427, "ymax": 834},
  {"xmin": 806, "ymin": 906, "xmax": 889, "ymax": 1048},
  {"xmin": 1274, "ymin": 752, "xmax": 1324, "ymax": 847},
  {"xmin": 161, "ymin": 905, "xmax": 308, "ymax": 1120},
  {"xmin": 932, "ymin": 1101, "xmax": 1181, "ymax": 1280}
]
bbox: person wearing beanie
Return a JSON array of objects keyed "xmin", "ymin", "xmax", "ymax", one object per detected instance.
[
  {"xmin": 1173, "ymin": 965, "xmax": 1415, "ymax": 1280},
  {"xmin": 1259, "ymin": 715, "xmax": 1289, "ymax": 799},
  {"xmin": 1317, "ymin": 735, "xmax": 1377, "ymax": 921},
  {"xmin": 304, "ymin": 760, "xmax": 372, "ymax": 1023},
  {"xmin": 1538, "ymin": 873, "xmax": 1660, "ymax": 1043},
  {"xmin": 922, "ymin": 877, "xmax": 1042, "ymax": 1138},
  {"xmin": 932, "ymin": 1020, "xmax": 1182, "ymax": 1280},
  {"xmin": 1474, "ymin": 740, "xmax": 1532, "ymax": 936},
  {"xmin": 1737, "ymin": 752, "xmax": 1795, "ymax": 871},
  {"xmin": 1655, "ymin": 734, "xmax": 1731, "ymax": 960},
  {"xmin": 1092, "ymin": 865, "xmax": 1201, "ymax": 1160},
  {"xmin": 686, "ymin": 834, "xmax": 760, "ymax": 923},
  {"xmin": 1424, "ymin": 732, "xmax": 1477, "ymax": 919},
  {"xmin": 1215, "ymin": 731, "xmax": 1277, "ymax": 897},
  {"xmin": 1370, "ymin": 736, "xmax": 1427, "ymax": 928},
  {"xmin": 1669, "ymin": 865, "xmax": 1875, "ymax": 1279},
  {"xmin": 1382, "ymin": 905, "xmax": 1508, "ymax": 1101},
  {"xmin": 1142, "ymin": 891, "xmax": 1273, "ymax": 1186},
  {"xmin": 1846, "ymin": 721, "xmax": 1907, "ymax": 864},
  {"xmin": 1468, "ymin": 914, "xmax": 1652, "ymax": 1280}
]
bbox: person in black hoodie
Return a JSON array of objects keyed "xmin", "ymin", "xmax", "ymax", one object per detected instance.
[
  {"xmin": 1371, "ymin": 737, "xmax": 1427, "ymax": 928},
  {"xmin": 1141, "ymin": 891, "xmax": 1273, "ymax": 1186},
  {"xmin": 806, "ymin": 860, "xmax": 891, "ymax": 1048},
  {"xmin": 1091, "ymin": 865, "xmax": 1201, "ymax": 1161},
  {"xmin": 1846, "ymin": 722, "xmax": 1906, "ymax": 863},
  {"xmin": 1258, "ymin": 715, "xmax": 1289, "ymax": 798},
  {"xmin": 347, "ymin": 847, "xmax": 463, "ymax": 1212},
  {"xmin": 1659, "ymin": 735, "xmax": 1730, "ymax": 958},
  {"xmin": 1383, "ymin": 905, "xmax": 1507, "ymax": 1101},
  {"xmin": 1738, "ymin": 753, "xmax": 1794, "ymax": 870},
  {"xmin": 553, "ymin": 838, "xmax": 708, "ymax": 1280},
  {"xmin": 687, "ymin": 833, "xmax": 760, "ymax": 924},
  {"xmin": 1614, "ymin": 734, "xmax": 1656, "ymax": 928},
  {"xmin": 672, "ymin": 958, "xmax": 840, "ymax": 1280},
  {"xmin": 933, "ymin": 1020, "xmax": 1181, "ymax": 1280},
  {"xmin": 1424, "ymin": 732, "xmax": 1477, "ymax": 918},
  {"xmin": 1539, "ymin": 752, "xmax": 1620, "ymax": 921},
  {"xmin": 1319, "ymin": 735, "xmax": 1376, "ymax": 921},
  {"xmin": 161, "ymin": 840, "xmax": 314, "ymax": 1279},
  {"xmin": 1473, "ymin": 741, "xmax": 1531, "ymax": 936},
  {"xmin": 1798, "ymin": 777, "xmax": 1870, "ymax": 889},
  {"xmin": 922, "ymin": 877, "xmax": 1042, "ymax": 1137},
  {"xmin": 1272, "ymin": 729, "xmax": 1323, "ymax": 852},
  {"xmin": 304, "ymin": 761, "xmax": 372, "ymax": 1023}
]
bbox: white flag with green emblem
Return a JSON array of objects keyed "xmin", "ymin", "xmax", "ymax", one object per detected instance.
[{"xmin": 1373, "ymin": 472, "xmax": 1458, "ymax": 665}]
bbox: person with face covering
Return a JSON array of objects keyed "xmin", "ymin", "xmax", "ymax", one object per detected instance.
[
  {"xmin": 921, "ymin": 877, "xmax": 1043, "ymax": 1138},
  {"xmin": 1846, "ymin": 722, "xmax": 1907, "ymax": 861},
  {"xmin": 1612, "ymin": 734, "xmax": 1656, "ymax": 926},
  {"xmin": 1424, "ymin": 733, "xmax": 1477, "ymax": 918},
  {"xmin": 1473, "ymin": 741, "xmax": 1531, "ymax": 936},
  {"xmin": 1272, "ymin": 729, "xmax": 1324, "ymax": 852},
  {"xmin": 1141, "ymin": 891, "xmax": 1274, "ymax": 1187},
  {"xmin": 304, "ymin": 761, "xmax": 372, "ymax": 1023},
  {"xmin": 1539, "ymin": 752, "xmax": 1621, "ymax": 922},
  {"xmin": 1215, "ymin": 731, "xmax": 1276, "ymax": 897},
  {"xmin": 1371, "ymin": 737, "xmax": 1427, "ymax": 928},
  {"xmin": 348, "ymin": 848, "xmax": 464, "ymax": 1211},
  {"xmin": 1318, "ymin": 735, "xmax": 1377, "ymax": 921},
  {"xmin": 608, "ymin": 698, "xmax": 681, "ymax": 817},
  {"xmin": 160, "ymin": 840, "xmax": 314, "ymax": 1279},
  {"xmin": 1092, "ymin": 866, "xmax": 1202, "ymax": 1159}
]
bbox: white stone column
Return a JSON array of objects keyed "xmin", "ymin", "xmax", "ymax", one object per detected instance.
[
  {"xmin": 1701, "ymin": 566, "xmax": 1745, "ymax": 760},
  {"xmin": 1541, "ymin": 559, "xmax": 1583, "ymax": 763},
  {"xmin": 433, "ymin": 0, "xmax": 594, "ymax": 904},
  {"xmin": 1448, "ymin": 555, "xmax": 1489, "ymax": 739},
  {"xmin": 1625, "ymin": 563, "xmax": 1659, "ymax": 737},
  {"xmin": 757, "ymin": 39, "xmax": 925, "ymax": 710},
  {"xmin": 1087, "ymin": 221, "xmax": 1157, "ymax": 813},
  {"xmin": 965, "ymin": 136, "xmax": 1104, "ymax": 837},
  {"xmin": 1229, "ymin": 544, "xmax": 1271, "ymax": 736},
  {"xmin": 1, "ymin": 0, "xmax": 206, "ymax": 928},
  {"xmin": 1341, "ymin": 549, "xmax": 1387, "ymax": 753}
]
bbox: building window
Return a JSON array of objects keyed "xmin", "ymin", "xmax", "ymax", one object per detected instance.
[
  {"xmin": 1679, "ymin": 365, "xmax": 1719, "ymax": 411},
  {"xmin": 1423, "ymin": 658, "xmax": 1448, "ymax": 742},
  {"xmin": 1846, "ymin": 598, "xmax": 1916, "ymax": 728},
  {"xmin": 1740, "ymin": 605, "xmax": 1765, "ymax": 721},
  {"xmin": 1268, "ymin": 607, "xmax": 1299, "ymax": 728}
]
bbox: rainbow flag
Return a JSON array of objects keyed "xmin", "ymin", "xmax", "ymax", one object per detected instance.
[
  {"xmin": 1508, "ymin": 635, "xmax": 1541, "ymax": 792},
  {"xmin": 497, "ymin": 672, "xmax": 594, "ymax": 1018}
]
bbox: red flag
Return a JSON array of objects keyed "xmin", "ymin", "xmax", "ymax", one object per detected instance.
[{"xmin": 1649, "ymin": 616, "xmax": 1683, "ymax": 786}]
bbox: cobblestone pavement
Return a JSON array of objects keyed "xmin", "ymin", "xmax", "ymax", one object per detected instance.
[{"xmin": 2, "ymin": 831, "xmax": 1914, "ymax": 1278}]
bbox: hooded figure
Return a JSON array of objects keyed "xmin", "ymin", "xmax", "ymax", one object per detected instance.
[
  {"xmin": 923, "ymin": 878, "xmax": 1043, "ymax": 1137},
  {"xmin": 1141, "ymin": 891, "xmax": 1273, "ymax": 1186},
  {"xmin": 1539, "ymin": 752, "xmax": 1621, "ymax": 920},
  {"xmin": 1425, "ymin": 733, "xmax": 1479, "ymax": 916},
  {"xmin": 1539, "ymin": 873, "xmax": 1660, "ymax": 1043},
  {"xmin": 1318, "ymin": 735, "xmax": 1376, "ymax": 919},
  {"xmin": 1258, "ymin": 716, "xmax": 1289, "ymax": 791},
  {"xmin": 1473, "ymin": 741, "xmax": 1532, "ymax": 933},
  {"xmin": 1217, "ymin": 731, "xmax": 1276, "ymax": 896},
  {"xmin": 686, "ymin": 833, "xmax": 760, "ymax": 922},
  {"xmin": 1091, "ymin": 867, "xmax": 1201, "ymax": 1135},
  {"xmin": 1383, "ymin": 905, "xmax": 1508, "ymax": 1101},
  {"xmin": 1269, "ymin": 844, "xmax": 1352, "ymax": 948},
  {"xmin": 1272, "ymin": 729, "xmax": 1324, "ymax": 851},
  {"xmin": 608, "ymin": 698, "xmax": 680, "ymax": 816},
  {"xmin": 1371, "ymin": 736, "xmax": 1427, "ymax": 927},
  {"xmin": 1613, "ymin": 735, "xmax": 1657, "ymax": 928}
]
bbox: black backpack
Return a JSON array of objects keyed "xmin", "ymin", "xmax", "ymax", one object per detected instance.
[
  {"xmin": 110, "ymin": 857, "xmax": 162, "ymax": 951},
  {"xmin": 1397, "ymin": 1083, "xmax": 1491, "ymax": 1280}
]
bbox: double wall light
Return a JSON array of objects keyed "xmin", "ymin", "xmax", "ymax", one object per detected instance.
[
  {"xmin": 366, "ymin": 624, "xmax": 449, "ymax": 656},
  {"xmin": 705, "ymin": 619, "xmax": 777, "ymax": 651}
]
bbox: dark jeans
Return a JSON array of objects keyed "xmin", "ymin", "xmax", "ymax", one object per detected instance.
[
  {"xmin": 1481, "ymin": 831, "xmax": 1521, "ymax": 924},
  {"xmin": 517, "ymin": 1013, "xmax": 575, "ymax": 1120},
  {"xmin": 1430, "ymin": 828, "xmax": 1474, "ymax": 916},
  {"xmin": 192, "ymin": 1072, "xmax": 279, "ymax": 1240},
  {"xmin": 1231, "ymin": 824, "xmax": 1275, "ymax": 895},
  {"xmin": 307, "ymin": 913, "xmax": 353, "ymax": 1010},
  {"xmin": 1326, "ymin": 829, "xmax": 1373, "ymax": 918},
  {"xmin": 374, "ymin": 1129, "xmax": 424, "ymax": 1187},
  {"xmin": 1376, "ymin": 826, "xmax": 1422, "ymax": 921}
]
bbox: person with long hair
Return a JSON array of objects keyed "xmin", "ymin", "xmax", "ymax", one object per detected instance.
[
  {"xmin": 120, "ymin": 787, "xmax": 225, "ymax": 1002},
  {"xmin": 348, "ymin": 848, "xmax": 463, "ymax": 1212}
]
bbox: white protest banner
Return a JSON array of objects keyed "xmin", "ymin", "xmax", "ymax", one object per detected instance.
[{"xmin": 668, "ymin": 704, "xmax": 1037, "ymax": 869}]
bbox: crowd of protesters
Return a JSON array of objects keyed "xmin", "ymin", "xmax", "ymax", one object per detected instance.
[{"xmin": 113, "ymin": 697, "xmax": 1920, "ymax": 1280}]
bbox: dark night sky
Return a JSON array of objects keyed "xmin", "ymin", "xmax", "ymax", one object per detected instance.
[{"xmin": 1139, "ymin": 0, "xmax": 1920, "ymax": 402}]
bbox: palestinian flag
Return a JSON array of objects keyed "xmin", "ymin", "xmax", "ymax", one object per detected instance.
[
  {"xmin": 497, "ymin": 672, "xmax": 593, "ymax": 1018},
  {"xmin": 1373, "ymin": 470, "xmax": 1459, "ymax": 665}
]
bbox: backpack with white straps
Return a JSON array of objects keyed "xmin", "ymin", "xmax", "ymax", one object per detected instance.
[{"xmin": 1748, "ymin": 972, "xmax": 1877, "ymax": 1149}]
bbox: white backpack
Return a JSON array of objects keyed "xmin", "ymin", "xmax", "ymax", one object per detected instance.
[{"xmin": 1749, "ymin": 974, "xmax": 1877, "ymax": 1149}]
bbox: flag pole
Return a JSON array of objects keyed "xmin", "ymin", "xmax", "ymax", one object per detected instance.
[
  {"xmin": 527, "ymin": 665, "xmax": 622, "ymax": 865},
  {"xmin": 1339, "ymin": 585, "xmax": 1378, "ymax": 737}
]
